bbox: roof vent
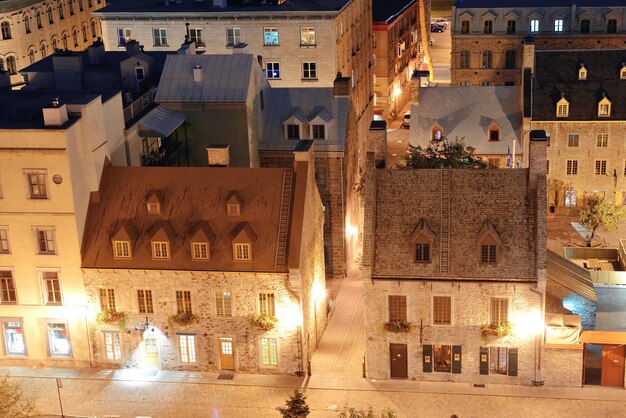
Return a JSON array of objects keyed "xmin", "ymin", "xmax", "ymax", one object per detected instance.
[{"xmin": 193, "ymin": 65, "xmax": 202, "ymax": 82}]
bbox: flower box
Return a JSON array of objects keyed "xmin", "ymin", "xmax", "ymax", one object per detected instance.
[
  {"xmin": 481, "ymin": 322, "xmax": 513, "ymax": 338},
  {"xmin": 168, "ymin": 312, "xmax": 200, "ymax": 326},
  {"xmin": 383, "ymin": 320, "xmax": 413, "ymax": 333},
  {"xmin": 249, "ymin": 314, "xmax": 278, "ymax": 330}
]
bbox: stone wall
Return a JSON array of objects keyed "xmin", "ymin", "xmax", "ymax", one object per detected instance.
[
  {"xmin": 368, "ymin": 123, "xmax": 387, "ymax": 168},
  {"xmin": 83, "ymin": 269, "xmax": 303, "ymax": 374},
  {"xmin": 543, "ymin": 348, "xmax": 583, "ymax": 387}
]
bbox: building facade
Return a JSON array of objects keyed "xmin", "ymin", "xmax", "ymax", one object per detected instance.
[
  {"xmin": 526, "ymin": 49, "xmax": 626, "ymax": 213},
  {"xmin": 0, "ymin": 89, "xmax": 123, "ymax": 367},
  {"xmin": 0, "ymin": 0, "xmax": 104, "ymax": 85},
  {"xmin": 450, "ymin": 0, "xmax": 626, "ymax": 86},
  {"xmin": 80, "ymin": 146, "xmax": 327, "ymax": 373},
  {"xmin": 360, "ymin": 135, "xmax": 551, "ymax": 385},
  {"xmin": 372, "ymin": 0, "xmax": 428, "ymax": 120}
]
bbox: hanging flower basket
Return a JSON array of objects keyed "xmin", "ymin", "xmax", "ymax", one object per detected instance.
[
  {"xmin": 95, "ymin": 310, "xmax": 126, "ymax": 329},
  {"xmin": 481, "ymin": 322, "xmax": 513, "ymax": 338},
  {"xmin": 383, "ymin": 320, "xmax": 413, "ymax": 333},
  {"xmin": 168, "ymin": 312, "xmax": 200, "ymax": 326},
  {"xmin": 249, "ymin": 314, "xmax": 278, "ymax": 331}
]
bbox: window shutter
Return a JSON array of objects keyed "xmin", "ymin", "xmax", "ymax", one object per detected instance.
[
  {"xmin": 452, "ymin": 345, "xmax": 462, "ymax": 374},
  {"xmin": 508, "ymin": 348, "xmax": 518, "ymax": 376},
  {"xmin": 479, "ymin": 346, "xmax": 489, "ymax": 375},
  {"xmin": 423, "ymin": 344, "xmax": 433, "ymax": 373}
]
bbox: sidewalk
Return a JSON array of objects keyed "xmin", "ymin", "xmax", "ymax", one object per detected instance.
[{"xmin": 3, "ymin": 364, "xmax": 625, "ymax": 403}]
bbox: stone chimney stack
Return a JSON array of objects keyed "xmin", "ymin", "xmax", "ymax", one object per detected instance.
[
  {"xmin": 523, "ymin": 36, "xmax": 536, "ymax": 73},
  {"xmin": 87, "ymin": 39, "xmax": 106, "ymax": 66},
  {"xmin": 333, "ymin": 73, "xmax": 351, "ymax": 97},
  {"xmin": 125, "ymin": 40, "xmax": 142, "ymax": 57},
  {"xmin": 528, "ymin": 130, "xmax": 548, "ymax": 191},
  {"xmin": 43, "ymin": 98, "xmax": 69, "ymax": 127},
  {"xmin": 177, "ymin": 37, "xmax": 197, "ymax": 55},
  {"xmin": 207, "ymin": 145, "xmax": 230, "ymax": 167},
  {"xmin": 193, "ymin": 64, "xmax": 203, "ymax": 82}
]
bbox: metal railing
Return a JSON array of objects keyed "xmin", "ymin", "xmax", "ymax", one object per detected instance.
[{"xmin": 123, "ymin": 87, "xmax": 156, "ymax": 123}]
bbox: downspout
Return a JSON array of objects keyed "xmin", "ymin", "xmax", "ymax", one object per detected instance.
[
  {"xmin": 340, "ymin": 156, "xmax": 346, "ymax": 275},
  {"xmin": 529, "ymin": 284, "xmax": 544, "ymax": 386}
]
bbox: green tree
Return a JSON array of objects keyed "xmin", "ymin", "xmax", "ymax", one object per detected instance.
[
  {"xmin": 280, "ymin": 390, "xmax": 310, "ymax": 418},
  {"xmin": 339, "ymin": 406, "xmax": 397, "ymax": 418},
  {"xmin": 579, "ymin": 194, "xmax": 626, "ymax": 247},
  {"xmin": 0, "ymin": 374, "xmax": 38, "ymax": 418},
  {"xmin": 399, "ymin": 137, "xmax": 488, "ymax": 169}
]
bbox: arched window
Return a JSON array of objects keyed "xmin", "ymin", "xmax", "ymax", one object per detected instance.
[
  {"xmin": 29, "ymin": 49, "xmax": 36, "ymax": 64},
  {"xmin": 58, "ymin": 2, "xmax": 65, "ymax": 20},
  {"xmin": 47, "ymin": 7, "xmax": 54, "ymax": 24},
  {"xmin": 69, "ymin": 0, "xmax": 74, "ymax": 16},
  {"xmin": 36, "ymin": 11, "xmax": 42, "ymax": 29},
  {"xmin": 482, "ymin": 50, "xmax": 493, "ymax": 69},
  {"xmin": 88, "ymin": 0, "xmax": 93, "ymax": 7},
  {"xmin": 40, "ymin": 43, "xmax": 47, "ymax": 58},
  {"xmin": 1, "ymin": 22, "xmax": 11, "ymax": 40},
  {"xmin": 62, "ymin": 32, "xmax": 68, "ymax": 50},
  {"xmin": 24, "ymin": 15, "xmax": 31, "ymax": 34},
  {"xmin": 6, "ymin": 56, "xmax": 17, "ymax": 75},
  {"xmin": 81, "ymin": 24, "xmax": 87, "ymax": 42},
  {"xmin": 52, "ymin": 37, "xmax": 58, "ymax": 51},
  {"xmin": 79, "ymin": 0, "xmax": 84, "ymax": 11},
  {"xmin": 72, "ymin": 29, "xmax": 78, "ymax": 47},
  {"xmin": 0, "ymin": 58, "xmax": 4, "ymax": 72},
  {"xmin": 90, "ymin": 19, "xmax": 97, "ymax": 38}
]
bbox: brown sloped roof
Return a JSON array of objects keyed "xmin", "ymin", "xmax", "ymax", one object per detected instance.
[{"xmin": 81, "ymin": 165, "xmax": 292, "ymax": 272}]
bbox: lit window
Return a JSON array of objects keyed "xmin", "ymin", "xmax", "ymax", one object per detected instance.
[
  {"xmin": 300, "ymin": 27, "xmax": 316, "ymax": 46},
  {"xmin": 260, "ymin": 338, "xmax": 278, "ymax": 366},
  {"xmin": 103, "ymin": 331, "xmax": 121, "ymax": 361},
  {"xmin": 263, "ymin": 27, "xmax": 278, "ymax": 45},
  {"xmin": 0, "ymin": 271, "xmax": 17, "ymax": 304},
  {"xmin": 113, "ymin": 240, "xmax": 131, "ymax": 258},
  {"xmin": 595, "ymin": 160, "xmax": 607, "ymax": 175},
  {"xmin": 596, "ymin": 133, "xmax": 608, "ymax": 147},
  {"xmin": 176, "ymin": 290, "xmax": 192, "ymax": 314},
  {"xmin": 259, "ymin": 293, "xmax": 275, "ymax": 316},
  {"xmin": 227, "ymin": 203, "xmax": 240, "ymax": 216},
  {"xmin": 565, "ymin": 190, "xmax": 577, "ymax": 207},
  {"xmin": 99, "ymin": 288, "xmax": 116, "ymax": 311},
  {"xmin": 35, "ymin": 228, "xmax": 56, "ymax": 254},
  {"xmin": 215, "ymin": 291, "xmax": 232, "ymax": 316},
  {"xmin": 42, "ymin": 271, "xmax": 62, "ymax": 305},
  {"xmin": 554, "ymin": 19, "xmax": 564, "ymax": 32},
  {"xmin": 302, "ymin": 62, "xmax": 317, "ymax": 79},
  {"xmin": 530, "ymin": 19, "xmax": 540, "ymax": 33},
  {"xmin": 47, "ymin": 322, "xmax": 71, "ymax": 356},
  {"xmin": 26, "ymin": 172, "xmax": 47, "ymax": 199},
  {"xmin": 266, "ymin": 62, "xmax": 280, "ymax": 79},
  {"xmin": 432, "ymin": 125, "xmax": 443, "ymax": 141},
  {"xmin": 234, "ymin": 243, "xmax": 251, "ymax": 261},
  {"xmin": 434, "ymin": 344, "xmax": 452, "ymax": 372},
  {"xmin": 566, "ymin": 160, "xmax": 578, "ymax": 175},
  {"xmin": 415, "ymin": 243, "xmax": 430, "ymax": 263},
  {"xmin": 0, "ymin": 227, "xmax": 9, "ymax": 254},
  {"xmin": 3, "ymin": 321, "xmax": 26, "ymax": 355},
  {"xmin": 226, "ymin": 27, "xmax": 241, "ymax": 46},
  {"xmin": 578, "ymin": 65, "xmax": 587, "ymax": 80},
  {"xmin": 598, "ymin": 101, "xmax": 611, "ymax": 117},
  {"xmin": 192, "ymin": 242, "xmax": 209, "ymax": 260},
  {"xmin": 621, "ymin": 66, "xmax": 626, "ymax": 80},
  {"xmin": 178, "ymin": 334, "xmax": 196, "ymax": 363},
  {"xmin": 490, "ymin": 298, "xmax": 508, "ymax": 324},
  {"xmin": 556, "ymin": 97, "xmax": 569, "ymax": 117},
  {"xmin": 137, "ymin": 289, "xmax": 154, "ymax": 314},
  {"xmin": 490, "ymin": 347, "xmax": 508, "ymax": 374},
  {"xmin": 433, "ymin": 296, "xmax": 451, "ymax": 325},
  {"xmin": 152, "ymin": 241, "xmax": 169, "ymax": 259}
]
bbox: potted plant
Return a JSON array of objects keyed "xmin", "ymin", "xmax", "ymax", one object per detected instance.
[
  {"xmin": 249, "ymin": 314, "xmax": 278, "ymax": 330},
  {"xmin": 481, "ymin": 322, "xmax": 513, "ymax": 338},
  {"xmin": 168, "ymin": 312, "xmax": 200, "ymax": 327},
  {"xmin": 383, "ymin": 319, "xmax": 413, "ymax": 333},
  {"xmin": 95, "ymin": 309, "xmax": 126, "ymax": 329}
]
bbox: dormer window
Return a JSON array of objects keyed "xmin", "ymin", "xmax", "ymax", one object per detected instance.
[
  {"xmin": 578, "ymin": 64, "xmax": 587, "ymax": 80},
  {"xmin": 431, "ymin": 124, "xmax": 444, "ymax": 141},
  {"xmin": 188, "ymin": 222, "xmax": 214, "ymax": 261},
  {"xmin": 620, "ymin": 64, "xmax": 626, "ymax": 79},
  {"xmin": 231, "ymin": 222, "xmax": 256, "ymax": 262},
  {"xmin": 152, "ymin": 241, "xmax": 169, "ymax": 259},
  {"xmin": 227, "ymin": 204, "xmax": 240, "ymax": 215},
  {"xmin": 412, "ymin": 219, "xmax": 434, "ymax": 264},
  {"xmin": 598, "ymin": 94, "xmax": 611, "ymax": 117},
  {"xmin": 286, "ymin": 124, "xmax": 300, "ymax": 140},
  {"xmin": 234, "ymin": 243, "xmax": 251, "ymax": 261},
  {"xmin": 145, "ymin": 190, "xmax": 163, "ymax": 214},
  {"xmin": 478, "ymin": 220, "xmax": 501, "ymax": 265},
  {"xmin": 308, "ymin": 107, "xmax": 332, "ymax": 140},
  {"xmin": 191, "ymin": 242, "xmax": 209, "ymax": 260},
  {"xmin": 226, "ymin": 191, "xmax": 243, "ymax": 216},
  {"xmin": 113, "ymin": 240, "xmax": 131, "ymax": 258},
  {"xmin": 556, "ymin": 95, "xmax": 569, "ymax": 118},
  {"xmin": 311, "ymin": 125, "xmax": 325, "ymax": 139},
  {"xmin": 147, "ymin": 202, "xmax": 160, "ymax": 214},
  {"xmin": 283, "ymin": 108, "xmax": 306, "ymax": 140},
  {"xmin": 488, "ymin": 123, "xmax": 500, "ymax": 141}
]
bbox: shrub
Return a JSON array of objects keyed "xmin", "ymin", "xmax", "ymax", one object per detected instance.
[
  {"xmin": 249, "ymin": 314, "xmax": 278, "ymax": 330},
  {"xmin": 280, "ymin": 390, "xmax": 310, "ymax": 418}
]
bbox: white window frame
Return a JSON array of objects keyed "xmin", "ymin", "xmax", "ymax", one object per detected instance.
[
  {"xmin": 35, "ymin": 227, "xmax": 56, "ymax": 255},
  {"xmin": 175, "ymin": 290, "xmax": 193, "ymax": 314},
  {"xmin": 215, "ymin": 290, "xmax": 233, "ymax": 317},
  {"xmin": 41, "ymin": 270, "xmax": 62, "ymax": 305},
  {"xmin": 530, "ymin": 19, "xmax": 540, "ymax": 33},
  {"xmin": 311, "ymin": 124, "xmax": 326, "ymax": 140},
  {"xmin": 103, "ymin": 331, "xmax": 121, "ymax": 361},
  {"xmin": 554, "ymin": 19, "xmax": 564, "ymax": 32},
  {"xmin": 191, "ymin": 242, "xmax": 209, "ymax": 260},
  {"xmin": 596, "ymin": 133, "xmax": 609, "ymax": 147},
  {"xmin": 226, "ymin": 27, "xmax": 241, "ymax": 46},
  {"xmin": 598, "ymin": 101, "xmax": 611, "ymax": 118},
  {"xmin": 490, "ymin": 298, "xmax": 509, "ymax": 324},
  {"xmin": 137, "ymin": 289, "xmax": 154, "ymax": 314},
  {"xmin": 152, "ymin": 28, "xmax": 168, "ymax": 47},
  {"xmin": 25, "ymin": 171, "xmax": 48, "ymax": 199},
  {"xmin": 151, "ymin": 241, "xmax": 169, "ymax": 259},
  {"xmin": 258, "ymin": 292, "xmax": 275, "ymax": 316},
  {"xmin": 113, "ymin": 240, "xmax": 131, "ymax": 258},
  {"xmin": 285, "ymin": 124, "xmax": 301, "ymax": 140},
  {"xmin": 135, "ymin": 67, "xmax": 145, "ymax": 83},
  {"xmin": 99, "ymin": 288, "xmax": 116, "ymax": 311},
  {"xmin": 0, "ymin": 227, "xmax": 9, "ymax": 254},
  {"xmin": 260, "ymin": 337, "xmax": 278, "ymax": 367},
  {"xmin": 189, "ymin": 28, "xmax": 204, "ymax": 47},
  {"xmin": 233, "ymin": 243, "xmax": 251, "ymax": 261},
  {"xmin": 300, "ymin": 26, "xmax": 316, "ymax": 46},
  {"xmin": 566, "ymin": 160, "xmax": 578, "ymax": 175},
  {"xmin": 178, "ymin": 333, "xmax": 196, "ymax": 363},
  {"xmin": 302, "ymin": 62, "xmax": 317, "ymax": 80},
  {"xmin": 46, "ymin": 320, "xmax": 72, "ymax": 357},
  {"xmin": 263, "ymin": 27, "xmax": 279, "ymax": 46},
  {"xmin": 266, "ymin": 61, "xmax": 280, "ymax": 79},
  {"xmin": 2, "ymin": 319, "xmax": 27, "ymax": 356},
  {"xmin": 117, "ymin": 28, "xmax": 131, "ymax": 47}
]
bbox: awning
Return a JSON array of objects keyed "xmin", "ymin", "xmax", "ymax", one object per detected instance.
[
  {"xmin": 138, "ymin": 107, "xmax": 185, "ymax": 138},
  {"xmin": 546, "ymin": 314, "xmax": 582, "ymax": 345},
  {"xmin": 547, "ymin": 249, "xmax": 597, "ymax": 303},
  {"xmin": 580, "ymin": 331, "xmax": 626, "ymax": 345}
]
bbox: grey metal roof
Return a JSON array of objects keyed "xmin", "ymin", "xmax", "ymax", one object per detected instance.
[
  {"xmin": 547, "ymin": 249, "xmax": 597, "ymax": 303},
  {"xmin": 409, "ymin": 86, "xmax": 523, "ymax": 155},
  {"xmin": 138, "ymin": 106, "xmax": 186, "ymax": 138},
  {"xmin": 454, "ymin": 0, "xmax": 624, "ymax": 7},
  {"xmin": 259, "ymin": 88, "xmax": 348, "ymax": 153},
  {"xmin": 155, "ymin": 54, "xmax": 254, "ymax": 103},
  {"xmin": 96, "ymin": 0, "xmax": 351, "ymax": 14}
]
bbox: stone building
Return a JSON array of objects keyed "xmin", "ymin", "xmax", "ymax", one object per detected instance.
[
  {"xmin": 80, "ymin": 144, "xmax": 327, "ymax": 373},
  {"xmin": 360, "ymin": 135, "xmax": 550, "ymax": 385},
  {"xmin": 372, "ymin": 0, "xmax": 428, "ymax": 120},
  {"xmin": 450, "ymin": 0, "xmax": 626, "ymax": 86},
  {"xmin": 409, "ymin": 85, "xmax": 523, "ymax": 168},
  {"xmin": 0, "ymin": 0, "xmax": 105, "ymax": 86},
  {"xmin": 0, "ymin": 88, "xmax": 124, "ymax": 367},
  {"xmin": 525, "ymin": 49, "xmax": 626, "ymax": 213}
]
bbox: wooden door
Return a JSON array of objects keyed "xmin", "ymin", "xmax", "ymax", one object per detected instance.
[
  {"xmin": 143, "ymin": 336, "xmax": 159, "ymax": 368},
  {"xmin": 390, "ymin": 343, "xmax": 408, "ymax": 379},
  {"xmin": 601, "ymin": 345, "xmax": 625, "ymax": 387},
  {"xmin": 219, "ymin": 337, "xmax": 235, "ymax": 371}
]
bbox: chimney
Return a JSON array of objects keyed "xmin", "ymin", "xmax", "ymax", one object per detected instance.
[
  {"xmin": 87, "ymin": 39, "xmax": 106, "ymax": 66},
  {"xmin": 207, "ymin": 145, "xmax": 230, "ymax": 167},
  {"xmin": 125, "ymin": 40, "xmax": 142, "ymax": 57},
  {"xmin": 193, "ymin": 64, "xmax": 203, "ymax": 82},
  {"xmin": 52, "ymin": 51, "xmax": 83, "ymax": 90},
  {"xmin": 232, "ymin": 43, "xmax": 248, "ymax": 54},
  {"xmin": 177, "ymin": 38, "xmax": 197, "ymax": 55},
  {"xmin": 333, "ymin": 73, "xmax": 351, "ymax": 97},
  {"xmin": 410, "ymin": 70, "xmax": 429, "ymax": 104},
  {"xmin": 43, "ymin": 98, "xmax": 69, "ymax": 127},
  {"xmin": 0, "ymin": 70, "xmax": 10, "ymax": 90},
  {"xmin": 523, "ymin": 36, "xmax": 536, "ymax": 73},
  {"xmin": 528, "ymin": 130, "xmax": 548, "ymax": 191}
]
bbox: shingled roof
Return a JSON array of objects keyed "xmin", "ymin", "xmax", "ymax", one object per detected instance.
[
  {"xmin": 81, "ymin": 165, "xmax": 297, "ymax": 272},
  {"xmin": 532, "ymin": 49, "xmax": 626, "ymax": 121}
]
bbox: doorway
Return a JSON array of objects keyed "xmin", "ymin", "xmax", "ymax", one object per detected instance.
[
  {"xmin": 390, "ymin": 343, "xmax": 408, "ymax": 379},
  {"xmin": 219, "ymin": 337, "xmax": 235, "ymax": 371},
  {"xmin": 601, "ymin": 345, "xmax": 625, "ymax": 387},
  {"xmin": 143, "ymin": 335, "xmax": 159, "ymax": 368}
]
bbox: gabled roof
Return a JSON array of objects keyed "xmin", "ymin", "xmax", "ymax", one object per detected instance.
[
  {"xmin": 155, "ymin": 54, "xmax": 254, "ymax": 103},
  {"xmin": 410, "ymin": 86, "xmax": 522, "ymax": 155},
  {"xmin": 82, "ymin": 165, "xmax": 296, "ymax": 272},
  {"xmin": 411, "ymin": 218, "xmax": 435, "ymax": 242},
  {"xmin": 532, "ymin": 50, "xmax": 626, "ymax": 121},
  {"xmin": 454, "ymin": 0, "xmax": 618, "ymax": 8},
  {"xmin": 308, "ymin": 107, "xmax": 333, "ymax": 123},
  {"xmin": 283, "ymin": 108, "xmax": 308, "ymax": 124},
  {"xmin": 477, "ymin": 220, "xmax": 502, "ymax": 245}
]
